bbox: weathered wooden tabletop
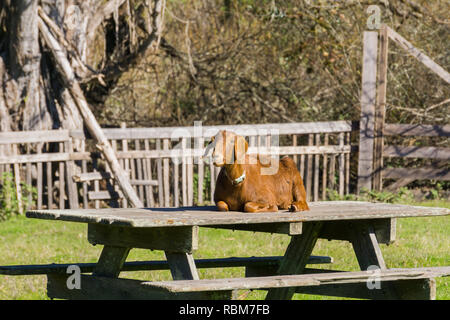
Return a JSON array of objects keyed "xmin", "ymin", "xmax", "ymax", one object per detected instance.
[{"xmin": 26, "ymin": 201, "xmax": 449, "ymax": 228}]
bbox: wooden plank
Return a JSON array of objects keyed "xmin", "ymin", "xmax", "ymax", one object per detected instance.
[
  {"xmin": 187, "ymin": 145, "xmax": 194, "ymax": 206},
  {"xmin": 320, "ymin": 218, "xmax": 396, "ymax": 245},
  {"xmin": 163, "ymin": 139, "xmax": 170, "ymax": 207},
  {"xmin": 144, "ymin": 267, "xmax": 450, "ymax": 294},
  {"xmin": 73, "ymin": 171, "xmax": 158, "ymax": 185},
  {"xmin": 322, "ymin": 134, "xmax": 328, "ymax": 200},
  {"xmin": 0, "ymin": 151, "xmax": 89, "ymax": 165},
  {"xmin": 357, "ymin": 31, "xmax": 378, "ymax": 193},
  {"xmin": 314, "ymin": 134, "xmax": 320, "ymax": 201},
  {"xmin": 25, "ymin": 144, "xmax": 32, "ymax": 210},
  {"xmin": 0, "ymin": 121, "xmax": 356, "ymax": 152},
  {"xmin": 12, "ymin": 145, "xmax": 23, "ymax": 214},
  {"xmin": 121, "ymin": 123, "xmax": 129, "ymax": 208},
  {"xmin": 92, "ymin": 245, "xmax": 130, "ymax": 278},
  {"xmin": 386, "ymin": 26, "xmax": 450, "ymax": 84},
  {"xmin": 92, "ymin": 159, "xmax": 100, "ymax": 209},
  {"xmin": 165, "ymin": 252, "xmax": 199, "ymax": 280},
  {"xmin": 47, "ymin": 274, "xmax": 232, "ymax": 300},
  {"xmin": 26, "ymin": 201, "xmax": 449, "ymax": 228},
  {"xmin": 0, "ymin": 144, "xmax": 351, "ymax": 166},
  {"xmin": 306, "ymin": 134, "xmax": 313, "ymax": 202},
  {"xmin": 58, "ymin": 143, "xmax": 65, "ymax": 209},
  {"xmin": 197, "ymin": 138, "xmax": 204, "ymax": 205},
  {"xmin": 36, "ymin": 144, "xmax": 43, "ymax": 209},
  {"xmin": 181, "ymin": 138, "xmax": 187, "ymax": 206},
  {"xmin": 384, "ymin": 123, "xmax": 450, "ymax": 137},
  {"xmin": 329, "ymin": 154, "xmax": 336, "ymax": 191},
  {"xmin": 156, "ymin": 139, "xmax": 164, "ymax": 207},
  {"xmin": 345, "ymin": 133, "xmax": 350, "ymax": 195},
  {"xmin": 46, "ymin": 158, "xmax": 53, "ymax": 209},
  {"xmin": 382, "ymin": 167, "xmax": 450, "ymax": 181},
  {"xmin": 265, "ymin": 222, "xmax": 323, "ymax": 300},
  {"xmin": 209, "ymin": 159, "xmax": 215, "ymax": 202},
  {"xmin": 383, "ymin": 146, "xmax": 450, "ymax": 159},
  {"xmin": 351, "ymin": 223, "xmax": 387, "ymax": 270},
  {"xmin": 134, "ymin": 140, "xmax": 144, "ymax": 204},
  {"xmin": 292, "ymin": 135, "xmax": 298, "ymax": 164},
  {"xmin": 210, "ymin": 222, "xmax": 303, "ymax": 235},
  {"xmin": 88, "ymin": 224, "xmax": 198, "ymax": 253},
  {"xmin": 88, "ymin": 190, "xmax": 119, "ymax": 200},
  {"xmin": 338, "ymin": 132, "xmax": 345, "ymax": 197},
  {"xmin": 173, "ymin": 153, "xmax": 179, "ymax": 207},
  {"xmin": 80, "ymin": 139, "xmax": 88, "ymax": 209},
  {"xmin": 143, "ymin": 139, "xmax": 155, "ymax": 207},
  {"xmin": 373, "ymin": 25, "xmax": 389, "ymax": 192},
  {"xmin": 0, "ymin": 256, "xmax": 333, "ymax": 275},
  {"xmin": 295, "ymin": 278, "xmax": 436, "ymax": 300},
  {"xmin": 0, "ymin": 130, "xmax": 70, "ymax": 144},
  {"xmin": 74, "ymin": 121, "xmax": 355, "ymax": 140},
  {"xmin": 65, "ymin": 139, "xmax": 79, "ymax": 209}
]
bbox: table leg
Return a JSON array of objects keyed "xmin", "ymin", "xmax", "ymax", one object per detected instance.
[
  {"xmin": 165, "ymin": 251, "xmax": 200, "ymax": 280},
  {"xmin": 265, "ymin": 222, "xmax": 323, "ymax": 300},
  {"xmin": 351, "ymin": 224, "xmax": 386, "ymax": 270},
  {"xmin": 92, "ymin": 245, "xmax": 130, "ymax": 278},
  {"xmin": 350, "ymin": 222, "xmax": 399, "ymax": 299}
]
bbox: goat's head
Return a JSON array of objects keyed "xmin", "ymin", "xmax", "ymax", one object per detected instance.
[{"xmin": 204, "ymin": 130, "xmax": 248, "ymax": 167}]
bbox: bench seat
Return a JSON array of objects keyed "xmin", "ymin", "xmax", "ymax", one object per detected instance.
[
  {"xmin": 0, "ymin": 255, "xmax": 332, "ymax": 275},
  {"xmin": 45, "ymin": 266, "xmax": 450, "ymax": 300},
  {"xmin": 141, "ymin": 266, "xmax": 450, "ymax": 292}
]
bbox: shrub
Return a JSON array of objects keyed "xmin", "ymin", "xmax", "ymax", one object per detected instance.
[{"xmin": 0, "ymin": 172, "xmax": 36, "ymax": 221}]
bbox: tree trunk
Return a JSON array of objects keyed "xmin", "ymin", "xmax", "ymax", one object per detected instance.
[{"xmin": 0, "ymin": 0, "xmax": 164, "ymax": 134}]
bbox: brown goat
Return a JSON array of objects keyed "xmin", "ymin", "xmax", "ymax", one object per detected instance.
[{"xmin": 204, "ymin": 130, "xmax": 309, "ymax": 213}]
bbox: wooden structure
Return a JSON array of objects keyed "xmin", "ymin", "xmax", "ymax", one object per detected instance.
[
  {"xmin": 7, "ymin": 201, "xmax": 447, "ymax": 300},
  {"xmin": 358, "ymin": 25, "xmax": 450, "ymax": 192},
  {"xmin": 0, "ymin": 121, "xmax": 355, "ymax": 210}
]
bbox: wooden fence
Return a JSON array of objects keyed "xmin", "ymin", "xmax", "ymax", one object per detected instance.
[
  {"xmin": 357, "ymin": 25, "xmax": 450, "ymax": 192},
  {"xmin": 0, "ymin": 121, "xmax": 356, "ymax": 210}
]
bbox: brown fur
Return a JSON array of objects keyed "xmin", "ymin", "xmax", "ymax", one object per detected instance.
[{"xmin": 206, "ymin": 130, "xmax": 309, "ymax": 213}]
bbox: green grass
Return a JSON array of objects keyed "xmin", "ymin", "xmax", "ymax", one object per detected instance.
[{"xmin": 0, "ymin": 200, "xmax": 448, "ymax": 300}]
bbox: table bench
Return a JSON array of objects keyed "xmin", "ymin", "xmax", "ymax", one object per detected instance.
[{"xmin": 11, "ymin": 201, "xmax": 450, "ymax": 299}]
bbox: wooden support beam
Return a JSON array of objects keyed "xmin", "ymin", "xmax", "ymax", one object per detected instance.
[
  {"xmin": 386, "ymin": 26, "xmax": 450, "ymax": 84},
  {"xmin": 92, "ymin": 246, "xmax": 130, "ymax": 278},
  {"xmin": 357, "ymin": 31, "xmax": 378, "ymax": 193},
  {"xmin": 88, "ymin": 224, "xmax": 198, "ymax": 253},
  {"xmin": 265, "ymin": 222, "xmax": 323, "ymax": 300},
  {"xmin": 165, "ymin": 252, "xmax": 200, "ymax": 280},
  {"xmin": 210, "ymin": 222, "xmax": 303, "ymax": 235},
  {"xmin": 47, "ymin": 274, "xmax": 232, "ymax": 300},
  {"xmin": 373, "ymin": 25, "xmax": 388, "ymax": 191},
  {"xmin": 37, "ymin": 14, "xmax": 143, "ymax": 208}
]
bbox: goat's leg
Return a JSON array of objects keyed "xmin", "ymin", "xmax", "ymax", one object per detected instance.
[
  {"xmin": 216, "ymin": 200, "xmax": 229, "ymax": 212},
  {"xmin": 290, "ymin": 173, "xmax": 310, "ymax": 212},
  {"xmin": 244, "ymin": 202, "xmax": 278, "ymax": 213}
]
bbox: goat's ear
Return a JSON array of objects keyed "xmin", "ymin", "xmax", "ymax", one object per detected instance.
[{"xmin": 234, "ymin": 135, "xmax": 248, "ymax": 163}]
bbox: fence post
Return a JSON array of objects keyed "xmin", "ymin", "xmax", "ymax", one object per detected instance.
[
  {"xmin": 357, "ymin": 31, "xmax": 378, "ymax": 193},
  {"xmin": 373, "ymin": 25, "xmax": 388, "ymax": 191}
]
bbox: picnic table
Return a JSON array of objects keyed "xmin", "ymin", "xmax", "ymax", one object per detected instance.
[{"xmin": 4, "ymin": 201, "xmax": 450, "ymax": 300}]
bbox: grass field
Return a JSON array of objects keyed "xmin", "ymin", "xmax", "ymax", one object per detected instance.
[{"xmin": 0, "ymin": 200, "xmax": 448, "ymax": 300}]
